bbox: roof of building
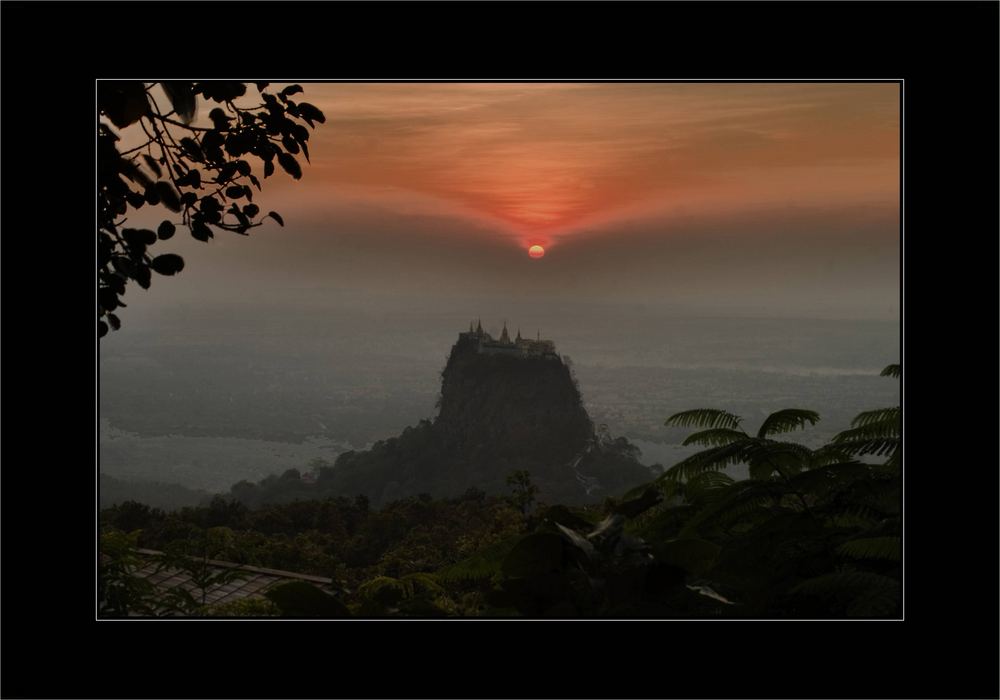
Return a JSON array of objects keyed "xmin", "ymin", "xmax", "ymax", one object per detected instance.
[{"xmin": 126, "ymin": 548, "xmax": 334, "ymax": 612}]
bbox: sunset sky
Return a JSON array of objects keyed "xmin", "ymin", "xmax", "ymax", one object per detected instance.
[{"xmin": 128, "ymin": 82, "xmax": 900, "ymax": 320}]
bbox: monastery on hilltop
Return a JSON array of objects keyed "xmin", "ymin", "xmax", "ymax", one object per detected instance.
[{"xmin": 458, "ymin": 319, "xmax": 558, "ymax": 358}]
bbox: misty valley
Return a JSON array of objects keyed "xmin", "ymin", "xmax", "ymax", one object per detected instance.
[{"xmin": 100, "ymin": 305, "xmax": 900, "ymax": 618}]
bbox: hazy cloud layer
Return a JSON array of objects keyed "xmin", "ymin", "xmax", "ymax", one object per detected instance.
[{"xmin": 123, "ymin": 82, "xmax": 899, "ymax": 321}]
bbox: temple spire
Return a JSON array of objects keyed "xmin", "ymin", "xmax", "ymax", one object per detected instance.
[
  {"xmin": 476, "ymin": 318, "xmax": 483, "ymax": 334},
  {"xmin": 516, "ymin": 328, "xmax": 522, "ymax": 342},
  {"xmin": 500, "ymin": 320, "xmax": 511, "ymax": 344}
]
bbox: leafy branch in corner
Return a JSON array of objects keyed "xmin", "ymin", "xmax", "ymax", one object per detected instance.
[{"xmin": 98, "ymin": 81, "xmax": 325, "ymax": 337}]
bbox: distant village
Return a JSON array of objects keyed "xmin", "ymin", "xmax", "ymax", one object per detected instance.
[{"xmin": 459, "ymin": 320, "xmax": 559, "ymax": 358}]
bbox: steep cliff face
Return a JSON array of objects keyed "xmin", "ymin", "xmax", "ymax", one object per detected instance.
[
  {"xmin": 322, "ymin": 332, "xmax": 654, "ymax": 506},
  {"xmin": 435, "ymin": 335, "xmax": 594, "ymax": 464}
]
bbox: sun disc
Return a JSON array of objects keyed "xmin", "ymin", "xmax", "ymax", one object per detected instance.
[{"xmin": 528, "ymin": 245, "xmax": 545, "ymax": 259}]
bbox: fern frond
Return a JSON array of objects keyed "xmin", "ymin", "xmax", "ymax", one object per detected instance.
[
  {"xmin": 358, "ymin": 576, "xmax": 408, "ymax": 601},
  {"xmin": 401, "ymin": 572, "xmax": 446, "ymax": 597},
  {"xmin": 880, "ymin": 364, "xmax": 900, "ymax": 379},
  {"xmin": 788, "ymin": 462, "xmax": 871, "ymax": 498},
  {"xmin": 677, "ymin": 480, "xmax": 783, "ymax": 537},
  {"xmin": 851, "ymin": 407, "xmax": 900, "ymax": 429},
  {"xmin": 792, "ymin": 570, "xmax": 900, "ymax": 617},
  {"xmin": 745, "ymin": 441, "xmax": 813, "ymax": 479},
  {"xmin": 666, "ymin": 409, "xmax": 743, "ymax": 430},
  {"xmin": 435, "ymin": 536, "xmax": 522, "ymax": 584},
  {"xmin": 757, "ymin": 409, "xmax": 820, "ymax": 438},
  {"xmin": 836, "ymin": 537, "xmax": 901, "ymax": 562},
  {"xmin": 823, "ymin": 509, "xmax": 881, "ymax": 530},
  {"xmin": 885, "ymin": 449, "xmax": 900, "ymax": 469},
  {"xmin": 808, "ymin": 444, "xmax": 856, "ymax": 469},
  {"xmin": 830, "ymin": 436, "xmax": 898, "ymax": 457},
  {"xmin": 662, "ymin": 442, "xmax": 748, "ymax": 482},
  {"xmin": 684, "ymin": 471, "xmax": 735, "ymax": 504},
  {"xmin": 682, "ymin": 428, "xmax": 748, "ymax": 447},
  {"xmin": 687, "ymin": 470, "xmax": 736, "ymax": 491}
]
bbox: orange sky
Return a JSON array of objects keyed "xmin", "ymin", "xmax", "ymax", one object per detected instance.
[
  {"xmin": 118, "ymin": 82, "xmax": 900, "ymax": 320},
  {"xmin": 266, "ymin": 82, "xmax": 899, "ymax": 249}
]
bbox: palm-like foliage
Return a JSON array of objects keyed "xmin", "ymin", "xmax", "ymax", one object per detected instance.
[
  {"xmin": 666, "ymin": 408, "xmax": 743, "ymax": 430},
  {"xmin": 833, "ymin": 364, "xmax": 900, "ymax": 467},
  {"xmin": 756, "ymin": 409, "xmax": 820, "ymax": 438},
  {"xmin": 880, "ymin": 364, "xmax": 900, "ymax": 378},
  {"xmin": 636, "ymin": 363, "xmax": 902, "ymax": 617},
  {"xmin": 662, "ymin": 407, "xmax": 822, "ymax": 484}
]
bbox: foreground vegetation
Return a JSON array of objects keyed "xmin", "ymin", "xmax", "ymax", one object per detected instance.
[{"xmin": 99, "ymin": 365, "xmax": 900, "ymax": 618}]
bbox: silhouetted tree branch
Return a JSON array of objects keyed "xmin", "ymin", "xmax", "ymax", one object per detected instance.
[{"xmin": 98, "ymin": 81, "xmax": 325, "ymax": 337}]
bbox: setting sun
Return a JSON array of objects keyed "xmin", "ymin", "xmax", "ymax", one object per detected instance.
[{"xmin": 528, "ymin": 245, "xmax": 545, "ymax": 259}]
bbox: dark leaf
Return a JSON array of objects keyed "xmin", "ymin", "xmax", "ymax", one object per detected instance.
[
  {"xmin": 291, "ymin": 123, "xmax": 309, "ymax": 143},
  {"xmin": 225, "ymin": 186, "xmax": 245, "ymax": 199},
  {"xmin": 235, "ymin": 160, "xmax": 251, "ymax": 176},
  {"xmin": 180, "ymin": 137, "xmax": 204, "ymax": 162},
  {"xmin": 225, "ymin": 132, "xmax": 249, "ymax": 157},
  {"xmin": 120, "ymin": 159, "xmax": 152, "ymax": 187},
  {"xmin": 243, "ymin": 203, "xmax": 260, "ymax": 218},
  {"xmin": 108, "ymin": 277, "xmax": 126, "ymax": 296},
  {"xmin": 249, "ymin": 174, "xmax": 261, "ymax": 191},
  {"xmin": 200, "ymin": 130, "xmax": 224, "ymax": 161},
  {"xmin": 180, "ymin": 191, "xmax": 198, "ymax": 206},
  {"xmin": 156, "ymin": 182, "xmax": 182, "ymax": 212},
  {"xmin": 99, "ymin": 320, "xmax": 109, "ymax": 337},
  {"xmin": 141, "ymin": 154, "xmax": 162, "ymax": 178},
  {"xmin": 229, "ymin": 204, "xmax": 250, "ymax": 228},
  {"xmin": 279, "ymin": 84, "xmax": 304, "ymax": 100},
  {"xmin": 277, "ymin": 152, "xmax": 302, "ymax": 180},
  {"xmin": 298, "ymin": 102, "xmax": 326, "ymax": 124},
  {"xmin": 281, "ymin": 135, "xmax": 299, "ymax": 154},
  {"xmin": 125, "ymin": 189, "xmax": 146, "ymax": 209},
  {"xmin": 134, "ymin": 265, "xmax": 151, "ymax": 289},
  {"xmin": 144, "ymin": 185, "xmax": 161, "ymax": 206},
  {"xmin": 267, "ymin": 211, "xmax": 284, "ymax": 226},
  {"xmin": 150, "ymin": 254, "xmax": 185, "ymax": 275},
  {"xmin": 264, "ymin": 160, "xmax": 275, "ymax": 178},
  {"xmin": 107, "ymin": 313, "xmax": 121, "ymax": 331},
  {"xmin": 255, "ymin": 82, "xmax": 270, "ymax": 93},
  {"xmin": 200, "ymin": 195, "xmax": 222, "ymax": 213},
  {"xmin": 98, "ymin": 81, "xmax": 150, "ymax": 129},
  {"xmin": 195, "ymin": 81, "xmax": 247, "ymax": 103},
  {"xmin": 208, "ymin": 107, "xmax": 232, "ymax": 131},
  {"xmin": 157, "ymin": 221, "xmax": 176, "ymax": 240},
  {"xmin": 98, "ymin": 287, "xmax": 120, "ymax": 311},
  {"xmin": 123, "ymin": 228, "xmax": 157, "ymax": 247},
  {"xmin": 191, "ymin": 220, "xmax": 213, "ymax": 242},
  {"xmin": 177, "ymin": 169, "xmax": 201, "ymax": 188},
  {"xmin": 216, "ymin": 161, "xmax": 239, "ymax": 184},
  {"xmin": 300, "ymin": 140, "xmax": 310, "ymax": 163},
  {"xmin": 161, "ymin": 82, "xmax": 197, "ymax": 123},
  {"xmin": 112, "ymin": 255, "xmax": 137, "ymax": 278}
]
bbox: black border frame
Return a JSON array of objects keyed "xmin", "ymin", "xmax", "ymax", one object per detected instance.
[{"xmin": 2, "ymin": 2, "xmax": 998, "ymax": 698}]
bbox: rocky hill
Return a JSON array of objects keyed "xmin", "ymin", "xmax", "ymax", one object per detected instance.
[{"xmin": 238, "ymin": 324, "xmax": 655, "ymax": 506}]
